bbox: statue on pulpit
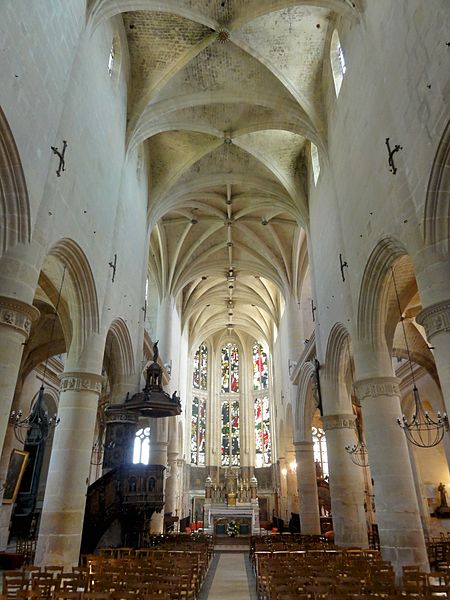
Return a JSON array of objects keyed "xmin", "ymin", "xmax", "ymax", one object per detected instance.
[{"xmin": 438, "ymin": 482, "xmax": 448, "ymax": 507}]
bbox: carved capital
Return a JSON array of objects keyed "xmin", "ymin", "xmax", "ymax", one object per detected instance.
[
  {"xmin": 322, "ymin": 413, "xmax": 356, "ymax": 431},
  {"xmin": 416, "ymin": 301, "xmax": 450, "ymax": 340},
  {"xmin": 59, "ymin": 371, "xmax": 104, "ymax": 396},
  {"xmin": 354, "ymin": 376, "xmax": 400, "ymax": 401},
  {"xmin": 0, "ymin": 296, "xmax": 39, "ymax": 337}
]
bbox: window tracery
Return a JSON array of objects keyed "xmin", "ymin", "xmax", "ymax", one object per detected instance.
[
  {"xmin": 191, "ymin": 343, "xmax": 207, "ymax": 465},
  {"xmin": 330, "ymin": 29, "xmax": 346, "ymax": 96},
  {"xmin": 253, "ymin": 342, "xmax": 271, "ymax": 467},
  {"xmin": 312, "ymin": 426, "xmax": 328, "ymax": 478},
  {"xmin": 133, "ymin": 427, "xmax": 150, "ymax": 465}
]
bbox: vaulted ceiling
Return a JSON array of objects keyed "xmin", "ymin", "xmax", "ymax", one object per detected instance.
[{"xmin": 89, "ymin": 0, "xmax": 358, "ymax": 347}]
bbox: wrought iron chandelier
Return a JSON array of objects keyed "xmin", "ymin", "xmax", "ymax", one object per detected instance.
[
  {"xmin": 345, "ymin": 337, "xmax": 369, "ymax": 467},
  {"xmin": 392, "ymin": 266, "xmax": 448, "ymax": 447},
  {"xmin": 9, "ymin": 267, "xmax": 66, "ymax": 445},
  {"xmin": 345, "ymin": 416, "xmax": 369, "ymax": 467}
]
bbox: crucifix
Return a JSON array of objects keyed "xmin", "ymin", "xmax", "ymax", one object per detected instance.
[
  {"xmin": 311, "ymin": 299, "xmax": 317, "ymax": 322},
  {"xmin": 339, "ymin": 253, "xmax": 349, "ymax": 282},
  {"xmin": 109, "ymin": 254, "xmax": 117, "ymax": 282},
  {"xmin": 51, "ymin": 140, "xmax": 68, "ymax": 177},
  {"xmin": 385, "ymin": 137, "xmax": 403, "ymax": 175}
]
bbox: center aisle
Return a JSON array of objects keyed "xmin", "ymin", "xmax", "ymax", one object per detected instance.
[{"xmin": 199, "ymin": 553, "xmax": 257, "ymax": 600}]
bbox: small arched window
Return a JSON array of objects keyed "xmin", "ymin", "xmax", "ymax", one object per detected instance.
[
  {"xmin": 312, "ymin": 426, "xmax": 328, "ymax": 478},
  {"xmin": 133, "ymin": 427, "xmax": 150, "ymax": 464},
  {"xmin": 107, "ymin": 42, "xmax": 115, "ymax": 77},
  {"xmin": 311, "ymin": 143, "xmax": 320, "ymax": 185},
  {"xmin": 330, "ymin": 29, "xmax": 346, "ymax": 97}
]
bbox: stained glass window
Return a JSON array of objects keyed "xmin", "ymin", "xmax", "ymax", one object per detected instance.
[
  {"xmin": 191, "ymin": 396, "xmax": 206, "ymax": 465},
  {"xmin": 133, "ymin": 427, "xmax": 150, "ymax": 465},
  {"xmin": 221, "ymin": 343, "xmax": 239, "ymax": 393},
  {"xmin": 253, "ymin": 342, "xmax": 269, "ymax": 390},
  {"xmin": 191, "ymin": 343, "xmax": 207, "ymax": 465},
  {"xmin": 193, "ymin": 343, "xmax": 208, "ymax": 390},
  {"xmin": 221, "ymin": 398, "xmax": 240, "ymax": 466},
  {"xmin": 255, "ymin": 396, "xmax": 271, "ymax": 467},
  {"xmin": 312, "ymin": 426, "xmax": 328, "ymax": 478}
]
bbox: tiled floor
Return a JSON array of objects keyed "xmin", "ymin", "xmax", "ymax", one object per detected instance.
[{"xmin": 199, "ymin": 553, "xmax": 257, "ymax": 600}]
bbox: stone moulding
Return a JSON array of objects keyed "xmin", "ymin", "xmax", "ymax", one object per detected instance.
[
  {"xmin": 416, "ymin": 301, "xmax": 450, "ymax": 340},
  {"xmin": 322, "ymin": 414, "xmax": 356, "ymax": 431},
  {"xmin": 0, "ymin": 296, "xmax": 40, "ymax": 337},
  {"xmin": 354, "ymin": 377, "xmax": 400, "ymax": 401},
  {"xmin": 59, "ymin": 371, "xmax": 104, "ymax": 395}
]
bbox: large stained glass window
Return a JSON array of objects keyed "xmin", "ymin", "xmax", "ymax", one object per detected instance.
[
  {"xmin": 193, "ymin": 343, "xmax": 208, "ymax": 390},
  {"xmin": 253, "ymin": 342, "xmax": 269, "ymax": 390},
  {"xmin": 191, "ymin": 396, "xmax": 206, "ymax": 465},
  {"xmin": 221, "ymin": 343, "xmax": 239, "ymax": 393},
  {"xmin": 255, "ymin": 396, "xmax": 271, "ymax": 467},
  {"xmin": 221, "ymin": 398, "xmax": 240, "ymax": 466},
  {"xmin": 191, "ymin": 343, "xmax": 207, "ymax": 465},
  {"xmin": 253, "ymin": 342, "xmax": 271, "ymax": 467}
]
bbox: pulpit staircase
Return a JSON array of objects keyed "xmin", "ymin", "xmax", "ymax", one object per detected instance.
[{"xmin": 81, "ymin": 463, "xmax": 165, "ymax": 554}]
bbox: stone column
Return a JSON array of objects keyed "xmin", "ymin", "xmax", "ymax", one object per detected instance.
[
  {"xmin": 294, "ymin": 440, "xmax": 321, "ymax": 534},
  {"xmin": 35, "ymin": 371, "xmax": 103, "ymax": 569},
  {"xmin": 322, "ymin": 414, "xmax": 368, "ymax": 548},
  {"xmin": 286, "ymin": 449, "xmax": 299, "ymax": 515},
  {"xmin": 149, "ymin": 418, "xmax": 168, "ymax": 534},
  {"xmin": 164, "ymin": 450, "xmax": 178, "ymax": 515},
  {"xmin": 355, "ymin": 377, "xmax": 429, "ymax": 573},
  {"xmin": 0, "ymin": 297, "xmax": 39, "ymax": 454},
  {"xmin": 417, "ymin": 301, "xmax": 450, "ymax": 414}
]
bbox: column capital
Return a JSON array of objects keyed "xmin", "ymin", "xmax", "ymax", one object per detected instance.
[
  {"xmin": 416, "ymin": 300, "xmax": 450, "ymax": 340},
  {"xmin": 59, "ymin": 371, "xmax": 104, "ymax": 396},
  {"xmin": 322, "ymin": 413, "xmax": 356, "ymax": 431},
  {"xmin": 354, "ymin": 376, "xmax": 400, "ymax": 401},
  {"xmin": 0, "ymin": 296, "xmax": 40, "ymax": 337}
]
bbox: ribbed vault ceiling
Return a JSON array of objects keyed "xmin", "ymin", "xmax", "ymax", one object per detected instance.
[{"xmin": 88, "ymin": 0, "xmax": 358, "ymax": 346}]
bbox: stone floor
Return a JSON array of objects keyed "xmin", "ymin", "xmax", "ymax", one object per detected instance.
[{"xmin": 199, "ymin": 553, "xmax": 257, "ymax": 600}]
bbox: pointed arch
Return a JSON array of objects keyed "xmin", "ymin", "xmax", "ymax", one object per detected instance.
[
  {"xmin": 294, "ymin": 361, "xmax": 318, "ymax": 442},
  {"xmin": 323, "ymin": 322, "xmax": 350, "ymax": 386},
  {"xmin": 0, "ymin": 106, "xmax": 31, "ymax": 256},
  {"xmin": 106, "ymin": 318, "xmax": 135, "ymax": 383},
  {"xmin": 48, "ymin": 238, "xmax": 100, "ymax": 349},
  {"xmin": 423, "ymin": 119, "xmax": 450, "ymax": 255},
  {"xmin": 357, "ymin": 236, "xmax": 408, "ymax": 344}
]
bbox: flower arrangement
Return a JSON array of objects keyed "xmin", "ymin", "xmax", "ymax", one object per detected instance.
[{"xmin": 227, "ymin": 520, "xmax": 239, "ymax": 537}]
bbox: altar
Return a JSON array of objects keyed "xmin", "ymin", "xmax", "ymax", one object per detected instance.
[
  {"xmin": 203, "ymin": 470, "xmax": 260, "ymax": 534},
  {"xmin": 206, "ymin": 503, "xmax": 259, "ymax": 534}
]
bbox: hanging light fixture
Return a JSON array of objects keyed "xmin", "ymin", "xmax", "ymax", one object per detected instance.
[
  {"xmin": 392, "ymin": 266, "xmax": 448, "ymax": 447},
  {"xmin": 345, "ymin": 338, "xmax": 369, "ymax": 467},
  {"xmin": 345, "ymin": 415, "xmax": 369, "ymax": 467},
  {"xmin": 9, "ymin": 267, "xmax": 66, "ymax": 445}
]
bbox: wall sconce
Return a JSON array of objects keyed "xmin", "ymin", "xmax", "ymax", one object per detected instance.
[
  {"xmin": 289, "ymin": 461, "xmax": 297, "ymax": 473},
  {"xmin": 281, "ymin": 467, "xmax": 288, "ymax": 477}
]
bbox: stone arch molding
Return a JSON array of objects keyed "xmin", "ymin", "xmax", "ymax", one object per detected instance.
[
  {"xmin": 48, "ymin": 238, "xmax": 100, "ymax": 352},
  {"xmin": 324, "ymin": 322, "xmax": 350, "ymax": 386},
  {"xmin": 294, "ymin": 361, "xmax": 318, "ymax": 442},
  {"xmin": 423, "ymin": 119, "xmax": 450, "ymax": 255},
  {"xmin": 0, "ymin": 106, "xmax": 31, "ymax": 257},
  {"xmin": 107, "ymin": 317, "xmax": 135, "ymax": 379},
  {"xmin": 357, "ymin": 236, "xmax": 408, "ymax": 344}
]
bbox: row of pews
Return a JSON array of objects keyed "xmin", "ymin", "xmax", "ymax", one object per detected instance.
[
  {"xmin": 251, "ymin": 534, "xmax": 450, "ymax": 598},
  {"xmin": 2, "ymin": 534, "xmax": 213, "ymax": 600}
]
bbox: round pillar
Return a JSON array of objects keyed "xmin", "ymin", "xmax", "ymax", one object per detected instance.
[
  {"xmin": 294, "ymin": 440, "xmax": 321, "ymax": 534},
  {"xmin": 149, "ymin": 418, "xmax": 168, "ymax": 534},
  {"xmin": 34, "ymin": 371, "xmax": 103, "ymax": 569},
  {"xmin": 0, "ymin": 296, "xmax": 39, "ymax": 454},
  {"xmin": 322, "ymin": 414, "xmax": 368, "ymax": 548},
  {"xmin": 355, "ymin": 376, "xmax": 429, "ymax": 573},
  {"xmin": 417, "ymin": 301, "xmax": 450, "ymax": 415}
]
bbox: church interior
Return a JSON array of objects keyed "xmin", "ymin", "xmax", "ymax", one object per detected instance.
[{"xmin": 0, "ymin": 0, "xmax": 450, "ymax": 597}]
